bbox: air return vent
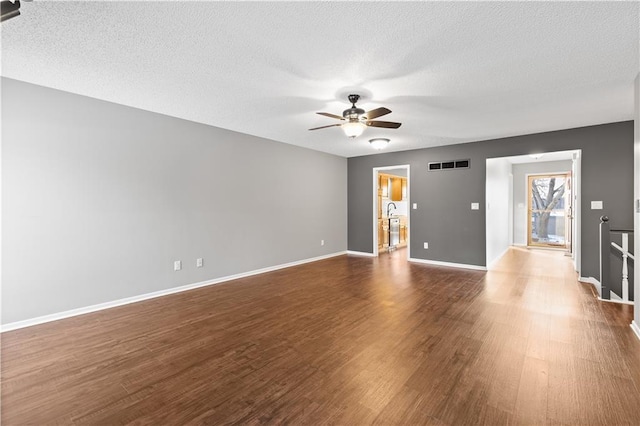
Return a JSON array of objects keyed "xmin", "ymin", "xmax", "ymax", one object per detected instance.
[{"xmin": 428, "ymin": 159, "xmax": 470, "ymax": 171}]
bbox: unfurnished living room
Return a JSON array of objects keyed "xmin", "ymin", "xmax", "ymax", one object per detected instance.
[{"xmin": 2, "ymin": 1, "xmax": 640, "ymax": 425}]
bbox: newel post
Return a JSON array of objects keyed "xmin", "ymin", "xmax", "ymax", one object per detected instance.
[{"xmin": 600, "ymin": 216, "xmax": 611, "ymax": 300}]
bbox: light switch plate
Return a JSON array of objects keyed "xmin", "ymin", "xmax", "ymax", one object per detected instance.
[
  {"xmin": 471, "ymin": 203, "xmax": 480, "ymax": 210},
  {"xmin": 412, "ymin": 203, "xmax": 417, "ymax": 209},
  {"xmin": 591, "ymin": 201, "xmax": 603, "ymax": 210}
]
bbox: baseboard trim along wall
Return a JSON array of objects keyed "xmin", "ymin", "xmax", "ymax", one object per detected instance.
[
  {"xmin": 487, "ymin": 247, "xmax": 511, "ymax": 270},
  {"xmin": 1, "ymin": 251, "xmax": 347, "ymax": 333},
  {"xmin": 602, "ymin": 290, "xmax": 635, "ymax": 305},
  {"xmin": 579, "ymin": 276, "xmax": 601, "ymax": 297},
  {"xmin": 631, "ymin": 321, "xmax": 640, "ymax": 341},
  {"xmin": 578, "ymin": 276, "xmax": 635, "ymax": 306},
  {"xmin": 598, "ymin": 297, "xmax": 635, "ymax": 306},
  {"xmin": 408, "ymin": 257, "xmax": 487, "ymax": 271},
  {"xmin": 346, "ymin": 250, "xmax": 377, "ymax": 257}
]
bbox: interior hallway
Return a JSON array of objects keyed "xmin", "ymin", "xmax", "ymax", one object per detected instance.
[{"xmin": 2, "ymin": 247, "xmax": 640, "ymax": 424}]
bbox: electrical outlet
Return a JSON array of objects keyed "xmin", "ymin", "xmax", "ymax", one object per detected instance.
[
  {"xmin": 321, "ymin": 240, "xmax": 325, "ymax": 246},
  {"xmin": 196, "ymin": 258, "xmax": 203, "ymax": 268},
  {"xmin": 174, "ymin": 260, "xmax": 182, "ymax": 271},
  {"xmin": 424, "ymin": 242, "xmax": 429, "ymax": 249}
]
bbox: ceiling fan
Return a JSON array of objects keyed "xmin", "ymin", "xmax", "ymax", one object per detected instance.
[{"xmin": 309, "ymin": 94, "xmax": 402, "ymax": 138}]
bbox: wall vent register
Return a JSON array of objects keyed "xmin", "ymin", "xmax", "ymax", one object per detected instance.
[{"xmin": 428, "ymin": 159, "xmax": 470, "ymax": 171}]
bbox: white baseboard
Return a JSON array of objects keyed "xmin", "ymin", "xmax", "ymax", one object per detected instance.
[
  {"xmin": 609, "ymin": 290, "xmax": 628, "ymax": 303},
  {"xmin": 598, "ymin": 297, "xmax": 634, "ymax": 306},
  {"xmin": 579, "ymin": 276, "xmax": 601, "ymax": 297},
  {"xmin": 1, "ymin": 251, "xmax": 347, "ymax": 333},
  {"xmin": 579, "ymin": 277, "xmax": 635, "ymax": 305},
  {"xmin": 346, "ymin": 250, "xmax": 376, "ymax": 257},
  {"xmin": 487, "ymin": 247, "xmax": 511, "ymax": 270},
  {"xmin": 631, "ymin": 321, "xmax": 640, "ymax": 341},
  {"xmin": 408, "ymin": 257, "xmax": 487, "ymax": 271}
]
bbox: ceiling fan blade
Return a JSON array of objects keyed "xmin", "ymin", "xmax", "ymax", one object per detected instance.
[
  {"xmin": 366, "ymin": 120, "xmax": 402, "ymax": 129},
  {"xmin": 309, "ymin": 123, "xmax": 343, "ymax": 131},
  {"xmin": 316, "ymin": 112, "xmax": 345, "ymax": 121},
  {"xmin": 363, "ymin": 107, "xmax": 391, "ymax": 120}
]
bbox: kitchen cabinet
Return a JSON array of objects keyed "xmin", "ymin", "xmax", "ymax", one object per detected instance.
[
  {"xmin": 380, "ymin": 175, "xmax": 389, "ymax": 198},
  {"xmin": 390, "ymin": 177, "xmax": 402, "ymax": 201},
  {"xmin": 379, "ymin": 173, "xmax": 407, "ymax": 202},
  {"xmin": 398, "ymin": 216, "xmax": 407, "ymax": 246},
  {"xmin": 379, "ymin": 219, "xmax": 389, "ymax": 248}
]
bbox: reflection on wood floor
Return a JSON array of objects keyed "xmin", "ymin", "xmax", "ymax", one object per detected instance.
[{"xmin": 2, "ymin": 247, "xmax": 640, "ymax": 424}]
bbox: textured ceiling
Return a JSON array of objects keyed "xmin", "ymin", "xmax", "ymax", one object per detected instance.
[{"xmin": 2, "ymin": 1, "xmax": 638, "ymax": 157}]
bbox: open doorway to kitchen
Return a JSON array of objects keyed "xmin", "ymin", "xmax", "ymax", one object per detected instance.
[{"xmin": 372, "ymin": 165, "xmax": 410, "ymax": 259}]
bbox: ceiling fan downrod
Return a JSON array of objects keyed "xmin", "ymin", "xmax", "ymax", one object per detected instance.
[{"xmin": 344, "ymin": 94, "xmax": 364, "ymax": 119}]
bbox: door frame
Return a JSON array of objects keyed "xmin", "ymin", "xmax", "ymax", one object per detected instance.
[
  {"xmin": 372, "ymin": 165, "xmax": 410, "ymax": 258},
  {"xmin": 572, "ymin": 151, "xmax": 582, "ymax": 273},
  {"xmin": 526, "ymin": 172, "xmax": 571, "ymax": 249}
]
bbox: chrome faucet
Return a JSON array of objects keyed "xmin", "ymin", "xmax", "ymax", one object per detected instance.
[{"xmin": 387, "ymin": 202, "xmax": 397, "ymax": 217}]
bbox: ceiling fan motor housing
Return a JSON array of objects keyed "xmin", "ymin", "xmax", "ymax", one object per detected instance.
[
  {"xmin": 343, "ymin": 94, "xmax": 365, "ymax": 119},
  {"xmin": 343, "ymin": 107, "xmax": 365, "ymax": 120}
]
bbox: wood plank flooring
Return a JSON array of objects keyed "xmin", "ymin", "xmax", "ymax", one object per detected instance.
[{"xmin": 2, "ymin": 247, "xmax": 640, "ymax": 425}]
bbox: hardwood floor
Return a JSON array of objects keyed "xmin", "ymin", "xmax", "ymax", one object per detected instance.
[{"xmin": 2, "ymin": 247, "xmax": 640, "ymax": 425}]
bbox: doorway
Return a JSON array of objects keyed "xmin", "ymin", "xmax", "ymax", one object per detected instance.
[
  {"xmin": 372, "ymin": 165, "xmax": 410, "ymax": 258},
  {"xmin": 484, "ymin": 149, "xmax": 581, "ymax": 274},
  {"xmin": 527, "ymin": 173, "xmax": 571, "ymax": 249}
]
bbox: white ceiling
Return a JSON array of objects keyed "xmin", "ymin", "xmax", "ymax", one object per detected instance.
[{"xmin": 2, "ymin": 1, "xmax": 638, "ymax": 158}]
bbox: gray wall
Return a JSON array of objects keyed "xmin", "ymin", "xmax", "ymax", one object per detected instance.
[
  {"xmin": 485, "ymin": 158, "xmax": 512, "ymax": 265},
  {"xmin": 348, "ymin": 121, "xmax": 634, "ymax": 277},
  {"xmin": 635, "ymin": 74, "xmax": 640, "ymax": 328},
  {"xmin": 512, "ymin": 160, "xmax": 573, "ymax": 245},
  {"xmin": 2, "ymin": 78, "xmax": 348, "ymax": 325}
]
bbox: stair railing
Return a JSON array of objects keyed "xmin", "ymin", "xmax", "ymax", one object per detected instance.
[
  {"xmin": 611, "ymin": 232, "xmax": 634, "ymax": 301},
  {"xmin": 599, "ymin": 216, "xmax": 634, "ymax": 303}
]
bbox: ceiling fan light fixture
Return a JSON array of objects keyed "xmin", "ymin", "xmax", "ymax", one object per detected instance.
[
  {"xmin": 342, "ymin": 121, "xmax": 366, "ymax": 138},
  {"xmin": 369, "ymin": 138, "xmax": 390, "ymax": 150}
]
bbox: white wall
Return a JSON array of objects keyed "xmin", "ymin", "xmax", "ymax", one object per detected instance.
[
  {"xmin": 382, "ymin": 200, "xmax": 408, "ymax": 216},
  {"xmin": 486, "ymin": 158, "xmax": 512, "ymax": 266},
  {"xmin": 511, "ymin": 160, "xmax": 573, "ymax": 246},
  {"xmin": 1, "ymin": 78, "xmax": 348, "ymax": 326}
]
